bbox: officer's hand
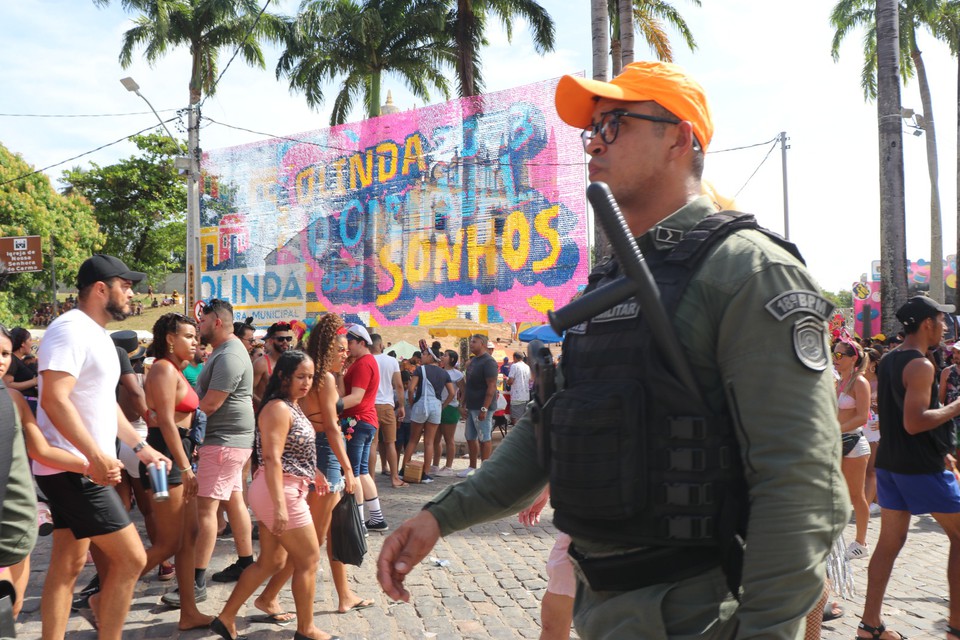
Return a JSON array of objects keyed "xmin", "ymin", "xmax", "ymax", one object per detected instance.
[
  {"xmin": 518, "ymin": 490, "xmax": 549, "ymax": 527},
  {"xmin": 377, "ymin": 510, "xmax": 440, "ymax": 602}
]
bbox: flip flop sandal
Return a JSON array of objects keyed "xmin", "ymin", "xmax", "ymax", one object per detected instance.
[
  {"xmin": 823, "ymin": 603, "xmax": 844, "ymax": 622},
  {"xmin": 857, "ymin": 621, "xmax": 907, "ymax": 640},
  {"xmin": 253, "ymin": 612, "xmax": 294, "ymax": 626},
  {"xmin": 337, "ymin": 599, "xmax": 374, "ymax": 614}
]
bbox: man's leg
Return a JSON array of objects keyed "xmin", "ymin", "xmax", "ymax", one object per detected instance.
[
  {"xmin": 194, "ymin": 496, "xmax": 220, "ymax": 575},
  {"xmin": 467, "ymin": 440, "xmax": 479, "ymax": 468},
  {"xmin": 225, "ymin": 489, "xmax": 253, "ymax": 559},
  {"xmin": 89, "ymin": 524, "xmax": 148, "ymax": 640},
  {"xmin": 930, "ymin": 511, "xmax": 960, "ymax": 636},
  {"xmin": 41, "ymin": 529, "xmax": 88, "ymax": 639},
  {"xmin": 859, "ymin": 508, "xmax": 911, "ymax": 636}
]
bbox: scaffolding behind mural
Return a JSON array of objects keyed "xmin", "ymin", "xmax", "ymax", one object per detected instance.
[{"xmin": 200, "ymin": 77, "xmax": 588, "ymax": 328}]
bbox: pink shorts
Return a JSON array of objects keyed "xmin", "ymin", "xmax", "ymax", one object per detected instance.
[
  {"xmin": 196, "ymin": 445, "xmax": 252, "ymax": 501},
  {"xmin": 546, "ymin": 533, "xmax": 576, "ymax": 598},
  {"xmin": 248, "ymin": 471, "xmax": 313, "ymax": 532}
]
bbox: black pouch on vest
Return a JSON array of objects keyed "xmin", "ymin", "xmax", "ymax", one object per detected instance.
[
  {"xmin": 841, "ymin": 432, "xmax": 860, "ymax": 456},
  {"xmin": 544, "ymin": 379, "xmax": 645, "ymax": 520}
]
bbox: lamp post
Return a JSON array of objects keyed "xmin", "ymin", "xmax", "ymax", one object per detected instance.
[{"xmin": 121, "ymin": 77, "xmax": 200, "ymax": 315}]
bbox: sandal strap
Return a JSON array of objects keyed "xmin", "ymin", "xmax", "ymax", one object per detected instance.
[
  {"xmin": 857, "ymin": 621, "xmax": 885, "ymax": 639},
  {"xmin": 948, "ymin": 626, "xmax": 960, "ymax": 638}
]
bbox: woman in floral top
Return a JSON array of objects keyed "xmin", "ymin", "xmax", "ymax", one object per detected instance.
[{"xmin": 212, "ymin": 351, "xmax": 338, "ymax": 640}]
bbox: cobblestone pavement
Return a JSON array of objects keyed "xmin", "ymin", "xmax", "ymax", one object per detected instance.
[{"xmin": 15, "ymin": 460, "xmax": 957, "ymax": 639}]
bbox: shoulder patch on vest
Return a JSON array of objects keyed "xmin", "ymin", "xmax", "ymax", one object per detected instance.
[
  {"xmin": 765, "ymin": 290, "xmax": 833, "ymax": 322},
  {"xmin": 654, "ymin": 226, "xmax": 683, "ymax": 245},
  {"xmin": 792, "ymin": 317, "xmax": 829, "ymax": 371}
]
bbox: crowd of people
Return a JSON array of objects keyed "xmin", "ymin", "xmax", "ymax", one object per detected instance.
[{"xmin": 0, "ymin": 252, "xmax": 530, "ymax": 639}]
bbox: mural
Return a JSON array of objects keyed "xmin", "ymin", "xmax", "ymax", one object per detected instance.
[
  {"xmin": 200, "ymin": 78, "xmax": 588, "ymax": 327},
  {"xmin": 852, "ymin": 256, "xmax": 958, "ymax": 338}
]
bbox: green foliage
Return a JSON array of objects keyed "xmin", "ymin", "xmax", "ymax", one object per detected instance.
[
  {"xmin": 277, "ymin": 0, "xmax": 455, "ymax": 125},
  {"xmin": 0, "ymin": 143, "xmax": 102, "ymax": 325},
  {"xmin": 62, "ymin": 133, "xmax": 187, "ymax": 287},
  {"xmin": 822, "ymin": 288, "xmax": 854, "ymax": 309}
]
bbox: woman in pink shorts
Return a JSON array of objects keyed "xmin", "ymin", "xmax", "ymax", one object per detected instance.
[
  {"xmin": 519, "ymin": 486, "xmax": 574, "ymax": 640},
  {"xmin": 212, "ymin": 351, "xmax": 338, "ymax": 640}
]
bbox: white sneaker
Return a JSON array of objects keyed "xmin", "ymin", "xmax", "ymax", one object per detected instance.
[
  {"xmin": 456, "ymin": 467, "xmax": 476, "ymax": 478},
  {"xmin": 434, "ymin": 466, "xmax": 455, "ymax": 477},
  {"xmin": 430, "ymin": 465, "xmax": 439, "ymax": 474},
  {"xmin": 845, "ymin": 540, "xmax": 870, "ymax": 561},
  {"xmin": 869, "ymin": 502, "xmax": 882, "ymax": 516}
]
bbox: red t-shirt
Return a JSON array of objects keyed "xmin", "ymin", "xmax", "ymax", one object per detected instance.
[{"xmin": 342, "ymin": 353, "xmax": 380, "ymax": 426}]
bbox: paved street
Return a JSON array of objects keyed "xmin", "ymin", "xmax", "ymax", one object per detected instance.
[{"xmin": 15, "ymin": 455, "xmax": 958, "ymax": 639}]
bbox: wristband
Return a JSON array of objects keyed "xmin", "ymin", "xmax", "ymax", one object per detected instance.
[
  {"xmin": 132, "ymin": 441, "xmax": 147, "ymax": 454},
  {"xmin": 179, "ymin": 466, "xmax": 192, "ymax": 474},
  {"xmin": 336, "ymin": 398, "xmax": 344, "ymax": 414}
]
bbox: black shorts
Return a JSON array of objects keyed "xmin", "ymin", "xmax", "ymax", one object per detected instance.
[
  {"xmin": 35, "ymin": 472, "xmax": 131, "ymax": 539},
  {"xmin": 141, "ymin": 427, "xmax": 195, "ymax": 489}
]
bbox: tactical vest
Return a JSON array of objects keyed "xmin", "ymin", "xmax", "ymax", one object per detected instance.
[{"xmin": 541, "ymin": 212, "xmax": 804, "ymax": 585}]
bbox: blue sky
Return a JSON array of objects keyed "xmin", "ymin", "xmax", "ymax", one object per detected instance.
[{"xmin": 2, "ymin": 0, "xmax": 958, "ymax": 293}]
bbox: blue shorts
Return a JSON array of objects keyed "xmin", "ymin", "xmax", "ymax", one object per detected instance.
[
  {"xmin": 345, "ymin": 420, "xmax": 376, "ymax": 476},
  {"xmin": 397, "ymin": 421, "xmax": 410, "ymax": 448},
  {"xmin": 315, "ymin": 433, "xmax": 344, "ymax": 493},
  {"xmin": 876, "ymin": 468, "xmax": 960, "ymax": 515},
  {"xmin": 465, "ymin": 409, "xmax": 493, "ymax": 442}
]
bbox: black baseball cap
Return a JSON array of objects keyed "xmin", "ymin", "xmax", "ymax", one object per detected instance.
[
  {"xmin": 896, "ymin": 295, "xmax": 955, "ymax": 328},
  {"xmin": 76, "ymin": 254, "xmax": 146, "ymax": 290}
]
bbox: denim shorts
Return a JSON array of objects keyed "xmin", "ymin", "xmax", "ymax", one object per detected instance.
[
  {"xmin": 345, "ymin": 420, "xmax": 377, "ymax": 476},
  {"xmin": 465, "ymin": 409, "xmax": 493, "ymax": 442},
  {"xmin": 410, "ymin": 392, "xmax": 442, "ymax": 424},
  {"xmin": 315, "ymin": 432, "xmax": 344, "ymax": 493}
]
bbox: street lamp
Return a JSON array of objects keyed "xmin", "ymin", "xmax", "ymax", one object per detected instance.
[
  {"xmin": 901, "ymin": 107, "xmax": 925, "ymax": 136},
  {"xmin": 120, "ymin": 77, "xmax": 201, "ymax": 316}
]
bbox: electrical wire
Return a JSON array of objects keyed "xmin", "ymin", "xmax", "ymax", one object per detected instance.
[
  {"xmin": 708, "ymin": 136, "xmax": 779, "ymax": 154},
  {"xmin": 733, "ymin": 140, "xmax": 779, "ymax": 199},
  {"xmin": 0, "ymin": 118, "xmax": 180, "ymax": 188},
  {"xmin": 0, "ymin": 109, "xmax": 179, "ymax": 118},
  {"xmin": 201, "ymin": 0, "xmax": 273, "ymax": 107}
]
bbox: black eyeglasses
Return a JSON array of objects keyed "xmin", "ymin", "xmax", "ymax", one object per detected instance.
[{"xmin": 581, "ymin": 109, "xmax": 681, "ymax": 148}]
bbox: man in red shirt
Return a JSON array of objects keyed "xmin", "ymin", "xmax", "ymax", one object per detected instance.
[{"xmin": 342, "ymin": 324, "xmax": 388, "ymax": 531}]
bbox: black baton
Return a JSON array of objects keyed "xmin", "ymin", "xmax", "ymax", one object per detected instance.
[{"xmin": 547, "ymin": 182, "xmax": 703, "ymax": 403}]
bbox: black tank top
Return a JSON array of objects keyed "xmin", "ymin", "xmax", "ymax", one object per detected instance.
[{"xmin": 876, "ymin": 349, "xmax": 954, "ymax": 474}]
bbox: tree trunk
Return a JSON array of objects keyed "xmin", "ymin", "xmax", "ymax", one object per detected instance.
[
  {"xmin": 457, "ymin": 0, "xmax": 476, "ymax": 97},
  {"xmin": 591, "ymin": 0, "xmax": 609, "ymax": 81},
  {"xmin": 876, "ymin": 0, "xmax": 909, "ymax": 333},
  {"xmin": 957, "ymin": 56, "xmax": 960, "ymax": 310},
  {"xmin": 619, "ymin": 0, "xmax": 634, "ymax": 67},
  {"xmin": 367, "ymin": 69, "xmax": 382, "ymax": 119},
  {"xmin": 911, "ymin": 49, "xmax": 944, "ymax": 303}
]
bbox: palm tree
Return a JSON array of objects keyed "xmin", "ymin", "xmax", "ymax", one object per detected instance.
[
  {"xmin": 277, "ymin": 0, "xmax": 454, "ymax": 125},
  {"xmin": 930, "ymin": 1, "xmax": 960, "ymax": 308},
  {"xmin": 447, "ymin": 0, "xmax": 556, "ymax": 97},
  {"xmin": 592, "ymin": 0, "xmax": 609, "ymax": 81},
  {"xmin": 96, "ymin": 0, "xmax": 287, "ymax": 106},
  {"xmin": 605, "ymin": 0, "xmax": 700, "ymax": 77},
  {"xmin": 876, "ymin": 0, "xmax": 911, "ymax": 332},
  {"xmin": 831, "ymin": 0, "xmax": 944, "ymax": 302}
]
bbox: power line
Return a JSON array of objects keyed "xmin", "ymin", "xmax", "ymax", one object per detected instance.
[
  {"xmin": 0, "ymin": 118, "xmax": 181, "ymax": 188},
  {"xmin": 708, "ymin": 136, "xmax": 779, "ymax": 154},
  {"xmin": 733, "ymin": 140, "xmax": 779, "ymax": 199},
  {"xmin": 201, "ymin": 0, "xmax": 273, "ymax": 107},
  {"xmin": 0, "ymin": 109, "xmax": 179, "ymax": 118}
]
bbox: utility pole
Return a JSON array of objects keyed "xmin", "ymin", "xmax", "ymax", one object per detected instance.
[
  {"xmin": 780, "ymin": 131, "xmax": 790, "ymax": 240},
  {"xmin": 50, "ymin": 235, "xmax": 58, "ymax": 316},
  {"xmin": 185, "ymin": 103, "xmax": 201, "ymax": 317}
]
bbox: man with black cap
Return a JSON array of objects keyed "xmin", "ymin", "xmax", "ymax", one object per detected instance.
[
  {"xmin": 860, "ymin": 296, "xmax": 960, "ymax": 640},
  {"xmin": 378, "ymin": 62, "xmax": 848, "ymax": 639},
  {"xmin": 33, "ymin": 254, "xmax": 171, "ymax": 639}
]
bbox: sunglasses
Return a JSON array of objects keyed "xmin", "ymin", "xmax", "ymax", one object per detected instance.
[
  {"xmin": 833, "ymin": 349, "xmax": 855, "ymax": 360},
  {"xmin": 273, "ymin": 336, "xmax": 294, "ymax": 342},
  {"xmin": 581, "ymin": 109, "xmax": 681, "ymax": 148}
]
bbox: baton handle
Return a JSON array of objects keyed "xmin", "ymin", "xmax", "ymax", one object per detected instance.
[{"xmin": 548, "ymin": 277, "xmax": 635, "ymax": 333}]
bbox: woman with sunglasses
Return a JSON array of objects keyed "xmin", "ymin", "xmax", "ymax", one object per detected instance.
[
  {"xmin": 834, "ymin": 339, "xmax": 872, "ymax": 561},
  {"xmin": 140, "ymin": 313, "xmax": 212, "ymax": 630},
  {"xmin": 213, "ymin": 350, "xmax": 339, "ymax": 640}
]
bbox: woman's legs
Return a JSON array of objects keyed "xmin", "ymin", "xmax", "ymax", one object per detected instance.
[
  {"xmin": 140, "ymin": 484, "xmax": 185, "ymax": 576},
  {"xmin": 176, "ymin": 497, "xmax": 212, "ymax": 629},
  {"xmin": 843, "ymin": 454, "xmax": 871, "ymax": 545},
  {"xmin": 217, "ymin": 526, "xmax": 288, "ymax": 636},
  {"xmin": 422, "ymin": 422, "xmax": 439, "ymax": 473},
  {"xmin": 437, "ymin": 423, "xmax": 456, "ymax": 468},
  {"xmin": 277, "ymin": 523, "xmax": 335, "ymax": 640},
  {"xmin": 403, "ymin": 422, "xmax": 425, "ymax": 474}
]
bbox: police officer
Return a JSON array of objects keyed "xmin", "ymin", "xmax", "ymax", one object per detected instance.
[{"xmin": 377, "ymin": 62, "xmax": 849, "ymax": 639}]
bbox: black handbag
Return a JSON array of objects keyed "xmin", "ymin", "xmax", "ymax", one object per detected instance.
[
  {"xmin": 841, "ymin": 432, "xmax": 860, "ymax": 456},
  {"xmin": 330, "ymin": 492, "xmax": 367, "ymax": 567}
]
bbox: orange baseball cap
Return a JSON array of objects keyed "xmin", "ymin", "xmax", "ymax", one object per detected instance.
[{"xmin": 555, "ymin": 61, "xmax": 714, "ymax": 151}]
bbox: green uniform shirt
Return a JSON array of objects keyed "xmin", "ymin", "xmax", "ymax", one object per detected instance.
[
  {"xmin": 425, "ymin": 196, "xmax": 850, "ymax": 639},
  {"xmin": 0, "ymin": 393, "xmax": 38, "ymax": 568}
]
